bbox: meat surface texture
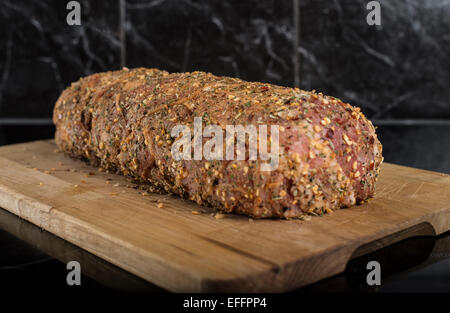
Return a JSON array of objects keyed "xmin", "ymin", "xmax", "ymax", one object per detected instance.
[{"xmin": 53, "ymin": 68, "xmax": 383, "ymax": 219}]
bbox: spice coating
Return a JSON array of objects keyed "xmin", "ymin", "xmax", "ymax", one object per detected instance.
[{"xmin": 53, "ymin": 68, "xmax": 383, "ymax": 219}]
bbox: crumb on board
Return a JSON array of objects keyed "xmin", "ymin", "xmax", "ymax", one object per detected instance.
[
  {"xmin": 157, "ymin": 202, "xmax": 164, "ymax": 208},
  {"xmin": 191, "ymin": 210, "xmax": 201, "ymax": 215},
  {"xmin": 214, "ymin": 213, "xmax": 226, "ymax": 219},
  {"xmin": 73, "ymin": 184, "xmax": 78, "ymax": 188}
]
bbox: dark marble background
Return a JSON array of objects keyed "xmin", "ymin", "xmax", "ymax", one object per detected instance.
[{"xmin": 0, "ymin": 0, "xmax": 449, "ymax": 173}]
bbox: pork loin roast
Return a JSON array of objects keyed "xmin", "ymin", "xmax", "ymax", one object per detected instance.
[{"xmin": 53, "ymin": 68, "xmax": 383, "ymax": 218}]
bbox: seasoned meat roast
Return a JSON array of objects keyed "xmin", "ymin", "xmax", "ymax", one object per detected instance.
[{"xmin": 53, "ymin": 67, "xmax": 383, "ymax": 218}]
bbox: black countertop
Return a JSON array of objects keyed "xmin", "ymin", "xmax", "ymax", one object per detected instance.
[{"xmin": 1, "ymin": 207, "xmax": 449, "ymax": 294}]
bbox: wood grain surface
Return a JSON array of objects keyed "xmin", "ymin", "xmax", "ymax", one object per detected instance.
[{"xmin": 0, "ymin": 140, "xmax": 448, "ymax": 292}]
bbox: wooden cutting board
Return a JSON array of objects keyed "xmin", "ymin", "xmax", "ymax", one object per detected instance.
[{"xmin": 0, "ymin": 140, "xmax": 449, "ymax": 292}]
